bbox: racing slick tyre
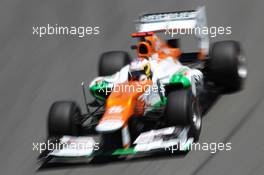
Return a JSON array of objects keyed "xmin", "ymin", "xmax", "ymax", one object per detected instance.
[
  {"xmin": 207, "ymin": 40, "xmax": 247, "ymax": 92},
  {"xmin": 48, "ymin": 101, "xmax": 82, "ymax": 138},
  {"xmin": 99, "ymin": 51, "xmax": 131, "ymax": 76},
  {"xmin": 166, "ymin": 89, "xmax": 202, "ymax": 142}
]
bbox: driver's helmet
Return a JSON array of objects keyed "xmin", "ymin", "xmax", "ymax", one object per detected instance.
[{"xmin": 129, "ymin": 58, "xmax": 152, "ymax": 81}]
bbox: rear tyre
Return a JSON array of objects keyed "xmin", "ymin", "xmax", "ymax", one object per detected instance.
[
  {"xmin": 207, "ymin": 40, "xmax": 247, "ymax": 92},
  {"xmin": 48, "ymin": 101, "xmax": 82, "ymax": 138},
  {"xmin": 166, "ymin": 89, "xmax": 202, "ymax": 142},
  {"xmin": 99, "ymin": 51, "xmax": 131, "ymax": 76}
]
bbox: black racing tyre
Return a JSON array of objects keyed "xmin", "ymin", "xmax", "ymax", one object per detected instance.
[
  {"xmin": 98, "ymin": 51, "xmax": 131, "ymax": 76},
  {"xmin": 166, "ymin": 89, "xmax": 202, "ymax": 142},
  {"xmin": 207, "ymin": 40, "xmax": 247, "ymax": 92},
  {"xmin": 48, "ymin": 101, "xmax": 82, "ymax": 138}
]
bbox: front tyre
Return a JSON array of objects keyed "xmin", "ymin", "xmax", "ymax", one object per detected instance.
[
  {"xmin": 166, "ymin": 89, "xmax": 202, "ymax": 142},
  {"xmin": 48, "ymin": 101, "xmax": 82, "ymax": 138}
]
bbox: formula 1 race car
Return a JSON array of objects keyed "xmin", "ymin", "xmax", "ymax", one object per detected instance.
[{"xmin": 39, "ymin": 7, "xmax": 247, "ymax": 164}]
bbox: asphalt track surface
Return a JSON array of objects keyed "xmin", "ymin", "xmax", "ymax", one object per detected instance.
[{"xmin": 0, "ymin": 0, "xmax": 263, "ymax": 175}]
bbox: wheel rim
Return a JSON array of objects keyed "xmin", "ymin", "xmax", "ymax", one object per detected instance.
[
  {"xmin": 192, "ymin": 101, "xmax": 201, "ymax": 130},
  {"xmin": 237, "ymin": 55, "xmax": 247, "ymax": 79}
]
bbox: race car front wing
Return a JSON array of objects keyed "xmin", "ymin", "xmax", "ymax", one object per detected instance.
[{"xmin": 39, "ymin": 126, "xmax": 193, "ymax": 165}]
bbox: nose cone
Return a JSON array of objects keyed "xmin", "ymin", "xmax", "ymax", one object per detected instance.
[{"xmin": 95, "ymin": 119, "xmax": 124, "ymax": 132}]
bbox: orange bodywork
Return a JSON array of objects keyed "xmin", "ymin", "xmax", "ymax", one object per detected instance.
[
  {"xmin": 133, "ymin": 32, "xmax": 206, "ymax": 61},
  {"xmin": 98, "ymin": 80, "xmax": 152, "ymax": 126},
  {"xmin": 98, "ymin": 32, "xmax": 206, "ymax": 131},
  {"xmin": 135, "ymin": 33, "xmax": 181, "ymax": 60}
]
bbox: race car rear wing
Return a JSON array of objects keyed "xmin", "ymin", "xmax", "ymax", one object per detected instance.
[{"xmin": 135, "ymin": 6, "xmax": 209, "ymax": 54}]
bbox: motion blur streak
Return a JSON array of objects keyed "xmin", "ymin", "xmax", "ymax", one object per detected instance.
[{"xmin": 0, "ymin": 0, "xmax": 263, "ymax": 175}]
